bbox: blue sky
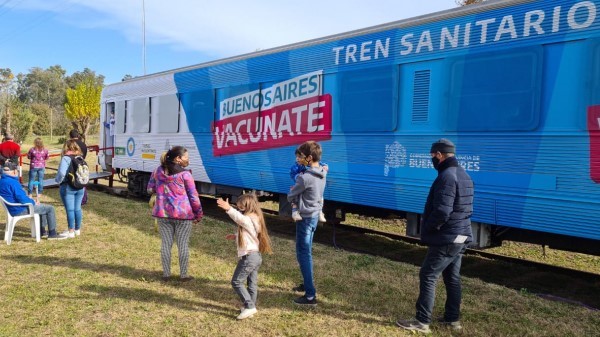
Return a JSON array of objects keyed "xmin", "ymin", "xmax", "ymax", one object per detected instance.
[{"xmin": 0, "ymin": 0, "xmax": 459, "ymax": 84}]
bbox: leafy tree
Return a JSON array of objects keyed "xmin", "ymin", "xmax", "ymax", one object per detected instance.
[
  {"xmin": 16, "ymin": 66, "xmax": 68, "ymax": 141},
  {"xmin": 3, "ymin": 99, "xmax": 35, "ymax": 143},
  {"xmin": 456, "ymin": 0, "xmax": 484, "ymax": 5},
  {"xmin": 0, "ymin": 96, "xmax": 36, "ymax": 142},
  {"xmin": 52, "ymin": 113, "xmax": 72, "ymax": 140},
  {"xmin": 30, "ymin": 103, "xmax": 51, "ymax": 136},
  {"xmin": 64, "ymin": 79, "xmax": 102, "ymax": 141},
  {"xmin": 0, "ymin": 68, "xmax": 15, "ymax": 135},
  {"xmin": 18, "ymin": 66, "xmax": 67, "ymax": 107},
  {"xmin": 66, "ymin": 68, "xmax": 104, "ymax": 89}
]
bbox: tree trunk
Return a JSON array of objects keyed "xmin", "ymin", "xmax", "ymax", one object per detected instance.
[{"xmin": 4, "ymin": 102, "xmax": 10, "ymax": 135}]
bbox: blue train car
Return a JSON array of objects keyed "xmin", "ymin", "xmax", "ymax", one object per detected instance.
[{"xmin": 99, "ymin": 0, "xmax": 600, "ymax": 254}]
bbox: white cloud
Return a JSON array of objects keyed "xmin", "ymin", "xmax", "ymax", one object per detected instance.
[{"xmin": 36, "ymin": 0, "xmax": 458, "ymax": 58}]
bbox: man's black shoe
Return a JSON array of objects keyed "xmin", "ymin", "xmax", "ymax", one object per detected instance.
[
  {"xmin": 293, "ymin": 295, "xmax": 317, "ymax": 307},
  {"xmin": 292, "ymin": 284, "xmax": 305, "ymax": 292}
]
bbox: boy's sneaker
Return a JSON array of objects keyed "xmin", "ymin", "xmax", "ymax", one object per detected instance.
[
  {"xmin": 74, "ymin": 229, "xmax": 81, "ymax": 236},
  {"xmin": 293, "ymin": 295, "xmax": 317, "ymax": 307},
  {"xmin": 236, "ymin": 307, "xmax": 257, "ymax": 320},
  {"xmin": 47, "ymin": 233, "xmax": 68, "ymax": 240},
  {"xmin": 61, "ymin": 231, "xmax": 76, "ymax": 238},
  {"xmin": 292, "ymin": 284, "xmax": 305, "ymax": 292},
  {"xmin": 41, "ymin": 232, "xmax": 48, "ymax": 239},
  {"xmin": 319, "ymin": 211, "xmax": 326, "ymax": 222},
  {"xmin": 291, "ymin": 210, "xmax": 302, "ymax": 221},
  {"xmin": 396, "ymin": 319, "xmax": 431, "ymax": 334},
  {"xmin": 438, "ymin": 318, "xmax": 462, "ymax": 331}
]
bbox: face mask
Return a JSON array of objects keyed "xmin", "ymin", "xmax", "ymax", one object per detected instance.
[{"xmin": 431, "ymin": 157, "xmax": 440, "ymax": 170}]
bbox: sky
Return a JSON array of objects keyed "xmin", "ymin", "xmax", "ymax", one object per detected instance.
[{"xmin": 0, "ymin": 0, "xmax": 460, "ymax": 85}]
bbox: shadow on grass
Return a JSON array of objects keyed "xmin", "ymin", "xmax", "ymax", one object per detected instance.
[
  {"xmin": 5, "ymin": 254, "xmax": 168, "ymax": 282},
  {"xmin": 268, "ymin": 220, "xmax": 600, "ymax": 311},
  {"xmin": 78, "ymin": 284, "xmax": 233, "ymax": 318},
  {"xmin": 4, "ymin": 253, "xmax": 392, "ymax": 326}
]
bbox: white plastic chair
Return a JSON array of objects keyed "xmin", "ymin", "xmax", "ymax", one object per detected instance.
[{"xmin": 0, "ymin": 195, "xmax": 40, "ymax": 245}]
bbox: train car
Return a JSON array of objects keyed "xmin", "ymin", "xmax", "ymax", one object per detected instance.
[{"xmin": 98, "ymin": 0, "xmax": 600, "ymax": 255}]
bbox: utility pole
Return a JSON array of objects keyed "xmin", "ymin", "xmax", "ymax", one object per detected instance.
[
  {"xmin": 142, "ymin": 0, "xmax": 146, "ymax": 75},
  {"xmin": 46, "ymin": 86, "xmax": 53, "ymax": 142}
]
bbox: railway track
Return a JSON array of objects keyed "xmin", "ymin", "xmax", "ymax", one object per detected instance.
[{"xmin": 91, "ymin": 183, "xmax": 600, "ymax": 304}]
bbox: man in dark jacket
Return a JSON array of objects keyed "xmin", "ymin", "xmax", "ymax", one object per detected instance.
[{"xmin": 397, "ymin": 138, "xmax": 473, "ymax": 334}]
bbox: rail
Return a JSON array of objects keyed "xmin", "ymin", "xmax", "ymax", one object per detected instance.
[{"xmin": 17, "ymin": 145, "xmax": 115, "ymax": 187}]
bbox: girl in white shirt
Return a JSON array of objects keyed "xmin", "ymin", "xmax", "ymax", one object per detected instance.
[{"xmin": 217, "ymin": 193, "xmax": 272, "ymax": 320}]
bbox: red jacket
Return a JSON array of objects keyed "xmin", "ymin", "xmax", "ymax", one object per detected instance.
[{"xmin": 0, "ymin": 141, "xmax": 20, "ymax": 160}]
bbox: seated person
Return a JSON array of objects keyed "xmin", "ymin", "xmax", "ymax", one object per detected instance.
[{"xmin": 0, "ymin": 161, "xmax": 67, "ymax": 240}]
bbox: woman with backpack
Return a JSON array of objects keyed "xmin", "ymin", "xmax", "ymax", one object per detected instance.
[{"xmin": 55, "ymin": 139, "xmax": 85, "ymax": 238}]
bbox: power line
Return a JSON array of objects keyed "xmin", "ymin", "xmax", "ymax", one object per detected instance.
[{"xmin": 0, "ymin": 0, "xmax": 73, "ymax": 45}]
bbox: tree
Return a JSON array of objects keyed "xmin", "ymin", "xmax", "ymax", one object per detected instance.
[
  {"xmin": 456, "ymin": 0, "xmax": 484, "ymax": 5},
  {"xmin": 16, "ymin": 66, "xmax": 68, "ymax": 141},
  {"xmin": 66, "ymin": 68, "xmax": 104, "ymax": 89},
  {"xmin": 64, "ymin": 79, "xmax": 102, "ymax": 141},
  {"xmin": 10, "ymin": 100, "xmax": 35, "ymax": 144},
  {"xmin": 18, "ymin": 66, "xmax": 67, "ymax": 107},
  {"xmin": 30, "ymin": 103, "xmax": 51, "ymax": 136},
  {"xmin": 0, "ymin": 68, "xmax": 15, "ymax": 135}
]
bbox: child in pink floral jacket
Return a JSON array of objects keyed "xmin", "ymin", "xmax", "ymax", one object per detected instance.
[
  {"xmin": 26, "ymin": 137, "xmax": 49, "ymax": 197},
  {"xmin": 147, "ymin": 146, "xmax": 203, "ymax": 281}
]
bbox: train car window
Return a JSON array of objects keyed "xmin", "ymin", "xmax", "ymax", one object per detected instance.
[
  {"xmin": 446, "ymin": 47, "xmax": 541, "ymax": 131},
  {"xmin": 180, "ymin": 90, "xmax": 214, "ymax": 133},
  {"xmin": 148, "ymin": 97, "xmax": 153, "ymax": 133},
  {"xmin": 114, "ymin": 100, "xmax": 126, "ymax": 134},
  {"xmin": 153, "ymin": 94, "xmax": 180, "ymax": 133},
  {"xmin": 124, "ymin": 101, "xmax": 128, "ymax": 133},
  {"xmin": 338, "ymin": 65, "xmax": 398, "ymax": 132},
  {"xmin": 216, "ymin": 83, "xmax": 262, "ymax": 131},
  {"xmin": 129, "ymin": 98, "xmax": 150, "ymax": 133},
  {"xmin": 593, "ymin": 42, "xmax": 600, "ymax": 104}
]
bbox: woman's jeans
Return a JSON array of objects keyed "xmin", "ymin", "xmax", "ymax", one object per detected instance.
[
  {"xmin": 59, "ymin": 184, "xmax": 84, "ymax": 230},
  {"xmin": 415, "ymin": 243, "xmax": 467, "ymax": 324},
  {"xmin": 296, "ymin": 216, "xmax": 319, "ymax": 298},
  {"xmin": 28, "ymin": 168, "xmax": 45, "ymax": 194},
  {"xmin": 231, "ymin": 251, "xmax": 262, "ymax": 309}
]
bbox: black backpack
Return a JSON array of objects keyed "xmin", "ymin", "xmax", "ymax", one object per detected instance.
[{"xmin": 67, "ymin": 155, "xmax": 90, "ymax": 190}]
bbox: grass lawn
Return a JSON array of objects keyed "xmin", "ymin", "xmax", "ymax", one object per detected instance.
[
  {"xmin": 1, "ymin": 188, "xmax": 599, "ymax": 337},
  {"xmin": 2, "ymin": 136, "xmax": 598, "ymax": 336}
]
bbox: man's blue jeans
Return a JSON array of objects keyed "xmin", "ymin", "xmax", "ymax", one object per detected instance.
[
  {"xmin": 28, "ymin": 168, "xmax": 45, "ymax": 194},
  {"xmin": 59, "ymin": 184, "xmax": 84, "ymax": 230},
  {"xmin": 18, "ymin": 203, "xmax": 57, "ymax": 236},
  {"xmin": 296, "ymin": 216, "xmax": 319, "ymax": 298},
  {"xmin": 415, "ymin": 243, "xmax": 467, "ymax": 324}
]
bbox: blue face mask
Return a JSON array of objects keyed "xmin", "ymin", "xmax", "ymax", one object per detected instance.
[{"xmin": 431, "ymin": 156, "xmax": 440, "ymax": 170}]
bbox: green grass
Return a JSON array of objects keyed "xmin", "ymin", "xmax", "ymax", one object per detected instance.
[
  {"xmin": 1, "ymin": 189, "xmax": 599, "ymax": 337},
  {"xmin": 343, "ymin": 213, "xmax": 600, "ymax": 275},
  {"xmin": 3, "ymin": 137, "xmax": 598, "ymax": 336}
]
